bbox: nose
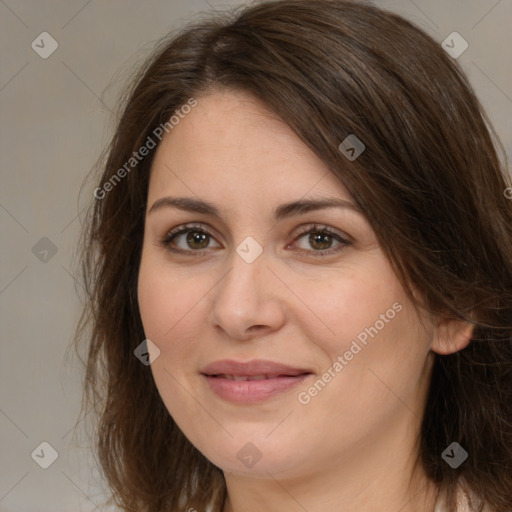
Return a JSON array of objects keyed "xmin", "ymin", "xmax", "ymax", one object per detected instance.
[{"xmin": 210, "ymin": 247, "xmax": 286, "ymax": 341}]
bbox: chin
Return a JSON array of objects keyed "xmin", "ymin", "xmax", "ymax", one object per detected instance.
[{"xmin": 195, "ymin": 434, "xmax": 307, "ymax": 478}]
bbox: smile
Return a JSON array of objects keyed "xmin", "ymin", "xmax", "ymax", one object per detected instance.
[
  {"xmin": 203, "ymin": 373, "xmax": 312, "ymax": 403},
  {"xmin": 213, "ymin": 374, "xmax": 290, "ymax": 380}
]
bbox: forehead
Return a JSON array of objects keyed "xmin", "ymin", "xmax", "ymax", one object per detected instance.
[{"xmin": 148, "ymin": 89, "xmax": 352, "ymax": 206}]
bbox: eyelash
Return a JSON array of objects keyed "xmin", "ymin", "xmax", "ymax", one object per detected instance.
[{"xmin": 158, "ymin": 223, "xmax": 351, "ymax": 257}]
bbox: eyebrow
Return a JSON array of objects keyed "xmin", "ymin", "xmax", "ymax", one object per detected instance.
[{"xmin": 147, "ymin": 196, "xmax": 363, "ymax": 221}]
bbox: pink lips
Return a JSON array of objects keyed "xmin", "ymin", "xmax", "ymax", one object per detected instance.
[{"xmin": 201, "ymin": 359, "xmax": 313, "ymax": 404}]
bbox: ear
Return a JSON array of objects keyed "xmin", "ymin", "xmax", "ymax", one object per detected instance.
[{"xmin": 431, "ymin": 316, "xmax": 474, "ymax": 355}]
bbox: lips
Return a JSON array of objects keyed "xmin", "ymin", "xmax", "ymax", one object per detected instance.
[
  {"xmin": 200, "ymin": 359, "xmax": 312, "ymax": 378},
  {"xmin": 214, "ymin": 374, "xmax": 284, "ymax": 381},
  {"xmin": 201, "ymin": 359, "xmax": 313, "ymax": 403}
]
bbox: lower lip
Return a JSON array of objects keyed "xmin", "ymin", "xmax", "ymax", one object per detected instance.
[{"xmin": 203, "ymin": 374, "xmax": 312, "ymax": 404}]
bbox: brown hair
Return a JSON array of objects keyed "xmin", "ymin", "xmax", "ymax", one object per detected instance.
[{"xmin": 73, "ymin": 1, "xmax": 512, "ymax": 510}]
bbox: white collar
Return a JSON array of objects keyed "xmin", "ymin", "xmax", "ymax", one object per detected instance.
[{"xmin": 433, "ymin": 482, "xmax": 491, "ymax": 512}]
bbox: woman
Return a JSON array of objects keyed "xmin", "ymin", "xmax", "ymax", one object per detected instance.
[{"xmin": 75, "ymin": 1, "xmax": 512, "ymax": 511}]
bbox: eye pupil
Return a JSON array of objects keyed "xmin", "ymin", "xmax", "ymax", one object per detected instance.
[
  {"xmin": 310, "ymin": 232, "xmax": 332, "ymax": 250},
  {"xmin": 187, "ymin": 231, "xmax": 209, "ymax": 249}
]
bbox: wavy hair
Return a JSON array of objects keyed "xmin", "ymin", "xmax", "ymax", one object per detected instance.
[{"xmin": 73, "ymin": 1, "xmax": 512, "ymax": 510}]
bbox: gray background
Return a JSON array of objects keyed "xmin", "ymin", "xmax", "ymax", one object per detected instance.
[{"xmin": 1, "ymin": 1, "xmax": 511, "ymax": 511}]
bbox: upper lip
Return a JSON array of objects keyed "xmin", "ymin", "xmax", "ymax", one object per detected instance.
[{"xmin": 201, "ymin": 359, "xmax": 312, "ymax": 377}]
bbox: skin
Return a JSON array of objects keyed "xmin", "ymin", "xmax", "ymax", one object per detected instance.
[{"xmin": 137, "ymin": 88, "xmax": 473, "ymax": 512}]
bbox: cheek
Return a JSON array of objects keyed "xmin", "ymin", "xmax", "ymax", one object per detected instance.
[
  {"xmin": 137, "ymin": 257, "xmax": 205, "ymax": 420},
  {"xmin": 290, "ymin": 257, "xmax": 404, "ymax": 356},
  {"xmin": 137, "ymin": 255, "xmax": 203, "ymax": 357}
]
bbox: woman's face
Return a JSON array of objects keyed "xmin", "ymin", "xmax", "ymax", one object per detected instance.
[{"xmin": 137, "ymin": 89, "xmax": 444, "ymax": 483}]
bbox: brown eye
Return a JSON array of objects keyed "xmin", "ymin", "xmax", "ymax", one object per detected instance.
[
  {"xmin": 160, "ymin": 224, "xmax": 221, "ymax": 254},
  {"xmin": 308, "ymin": 232, "xmax": 334, "ymax": 251},
  {"xmin": 292, "ymin": 224, "xmax": 351, "ymax": 256},
  {"xmin": 185, "ymin": 231, "xmax": 210, "ymax": 250}
]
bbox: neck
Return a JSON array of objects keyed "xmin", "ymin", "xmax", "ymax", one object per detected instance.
[
  {"xmin": 222, "ymin": 463, "xmax": 438, "ymax": 512},
  {"xmin": 221, "ymin": 413, "xmax": 440, "ymax": 512}
]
